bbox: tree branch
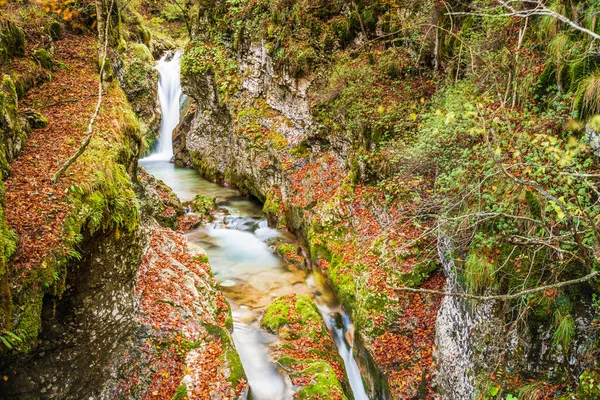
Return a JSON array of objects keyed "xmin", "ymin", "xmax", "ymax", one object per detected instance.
[
  {"xmin": 395, "ymin": 270, "xmax": 599, "ymax": 301},
  {"xmin": 449, "ymin": 0, "xmax": 600, "ymax": 41}
]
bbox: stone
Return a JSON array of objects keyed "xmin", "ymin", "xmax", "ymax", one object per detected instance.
[{"xmin": 49, "ymin": 20, "xmax": 62, "ymax": 41}]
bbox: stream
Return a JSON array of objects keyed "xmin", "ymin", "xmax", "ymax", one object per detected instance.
[{"xmin": 141, "ymin": 52, "xmax": 370, "ymax": 400}]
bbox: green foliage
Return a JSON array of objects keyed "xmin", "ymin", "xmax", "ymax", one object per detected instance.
[
  {"xmin": 574, "ymin": 72, "xmax": 600, "ymax": 118},
  {"xmin": 171, "ymin": 384, "xmax": 188, "ymax": 400},
  {"xmin": 579, "ymin": 370, "xmax": 600, "ymax": 398},
  {"xmin": 552, "ymin": 313, "xmax": 575, "ymax": 351},
  {"xmin": 518, "ymin": 383, "xmax": 546, "ymax": 400},
  {"xmin": 181, "ymin": 40, "xmax": 239, "ymax": 101},
  {"xmin": 0, "ymin": 330, "xmax": 23, "ymax": 350},
  {"xmin": 314, "ymin": 49, "xmax": 431, "ymax": 149},
  {"xmin": 464, "ymin": 251, "xmax": 496, "ymax": 295}
]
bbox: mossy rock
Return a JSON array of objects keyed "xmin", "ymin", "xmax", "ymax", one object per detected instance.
[
  {"xmin": 0, "ymin": 20, "xmax": 25, "ymax": 65},
  {"xmin": 0, "ymin": 75, "xmax": 27, "ymax": 180},
  {"xmin": 185, "ymin": 194, "xmax": 216, "ymax": 216},
  {"xmin": 32, "ymin": 48, "xmax": 54, "ymax": 71},
  {"xmin": 261, "ymin": 295, "xmax": 350, "ymax": 399},
  {"xmin": 139, "ymin": 169, "xmax": 182, "ymax": 228},
  {"xmin": 262, "ymin": 294, "xmax": 327, "ymax": 337},
  {"xmin": 118, "ymin": 43, "xmax": 158, "ymax": 124},
  {"xmin": 276, "ymin": 243, "xmax": 305, "ymax": 268},
  {"xmin": 48, "ymin": 20, "xmax": 63, "ymax": 41},
  {"xmin": 292, "ymin": 361, "xmax": 348, "ymax": 400},
  {"xmin": 22, "ymin": 109, "xmax": 48, "ymax": 129}
]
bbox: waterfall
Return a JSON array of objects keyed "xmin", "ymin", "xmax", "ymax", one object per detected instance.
[
  {"xmin": 332, "ymin": 315, "xmax": 370, "ymax": 400},
  {"xmin": 318, "ymin": 307, "xmax": 370, "ymax": 400},
  {"xmin": 143, "ymin": 51, "xmax": 182, "ymax": 161}
]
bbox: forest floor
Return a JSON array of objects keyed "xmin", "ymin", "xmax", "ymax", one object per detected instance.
[{"xmin": 5, "ymin": 33, "xmax": 101, "ymax": 283}]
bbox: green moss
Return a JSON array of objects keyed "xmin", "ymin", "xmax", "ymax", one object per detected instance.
[
  {"xmin": 129, "ymin": 42, "xmax": 153, "ymax": 62},
  {"xmin": 48, "ymin": 20, "xmax": 62, "ymax": 41},
  {"xmin": 0, "ymin": 20, "xmax": 25, "ymax": 64},
  {"xmin": 13, "ymin": 294, "xmax": 43, "ymax": 353},
  {"xmin": 262, "ymin": 295, "xmax": 350, "ymax": 398},
  {"xmin": 0, "ymin": 75, "xmax": 26, "ymax": 180},
  {"xmin": 261, "ymin": 296, "xmax": 294, "ymax": 333},
  {"xmin": 293, "ymin": 361, "xmax": 348, "ymax": 400},
  {"xmin": 263, "ymin": 190, "xmax": 287, "ymax": 227},
  {"xmin": 203, "ymin": 323, "xmax": 247, "ymax": 387},
  {"xmin": 0, "ymin": 182, "xmax": 17, "ymax": 332},
  {"xmin": 193, "ymin": 254, "xmax": 209, "ymax": 264},
  {"xmin": 221, "ymin": 329, "xmax": 246, "ymax": 388},
  {"xmin": 33, "ymin": 48, "xmax": 54, "ymax": 70},
  {"xmin": 186, "ymin": 194, "xmax": 215, "ymax": 216},
  {"xmin": 262, "ymin": 295, "xmax": 328, "ymax": 338},
  {"xmin": 328, "ymin": 261, "xmax": 357, "ymax": 311},
  {"xmin": 171, "ymin": 384, "xmax": 188, "ymax": 400}
]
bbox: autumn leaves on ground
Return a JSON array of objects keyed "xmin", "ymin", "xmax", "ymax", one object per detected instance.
[
  {"xmin": 1, "ymin": 25, "xmax": 243, "ymax": 399},
  {"xmin": 5, "ymin": 33, "xmax": 96, "ymax": 279}
]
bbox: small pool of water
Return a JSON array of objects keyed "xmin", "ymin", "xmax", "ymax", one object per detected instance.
[{"xmin": 140, "ymin": 160, "xmax": 369, "ymax": 400}]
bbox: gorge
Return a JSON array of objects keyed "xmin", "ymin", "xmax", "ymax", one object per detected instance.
[{"xmin": 1, "ymin": 1, "xmax": 600, "ymax": 399}]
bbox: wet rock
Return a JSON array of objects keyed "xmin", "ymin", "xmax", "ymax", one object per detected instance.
[
  {"xmin": 261, "ymin": 294, "xmax": 351, "ymax": 399},
  {"xmin": 139, "ymin": 168, "xmax": 184, "ymax": 229},
  {"xmin": 173, "ymin": 97, "xmax": 194, "ymax": 167},
  {"xmin": 0, "ymin": 211, "xmax": 149, "ymax": 399}
]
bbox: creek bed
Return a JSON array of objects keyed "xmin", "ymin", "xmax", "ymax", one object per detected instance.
[{"xmin": 141, "ymin": 160, "xmax": 369, "ymax": 400}]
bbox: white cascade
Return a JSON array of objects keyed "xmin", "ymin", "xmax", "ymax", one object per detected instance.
[{"xmin": 142, "ymin": 51, "xmax": 182, "ymax": 161}]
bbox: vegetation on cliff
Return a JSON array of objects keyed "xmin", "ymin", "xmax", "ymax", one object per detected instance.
[
  {"xmin": 176, "ymin": 0, "xmax": 600, "ymax": 397},
  {"xmin": 2, "ymin": 0, "xmax": 600, "ymax": 398}
]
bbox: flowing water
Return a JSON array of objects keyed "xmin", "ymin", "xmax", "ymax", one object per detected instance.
[
  {"xmin": 143, "ymin": 51, "xmax": 183, "ymax": 161},
  {"xmin": 141, "ymin": 52, "xmax": 370, "ymax": 400}
]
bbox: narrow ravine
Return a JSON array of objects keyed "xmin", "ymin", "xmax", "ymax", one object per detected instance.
[{"xmin": 141, "ymin": 53, "xmax": 370, "ymax": 400}]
